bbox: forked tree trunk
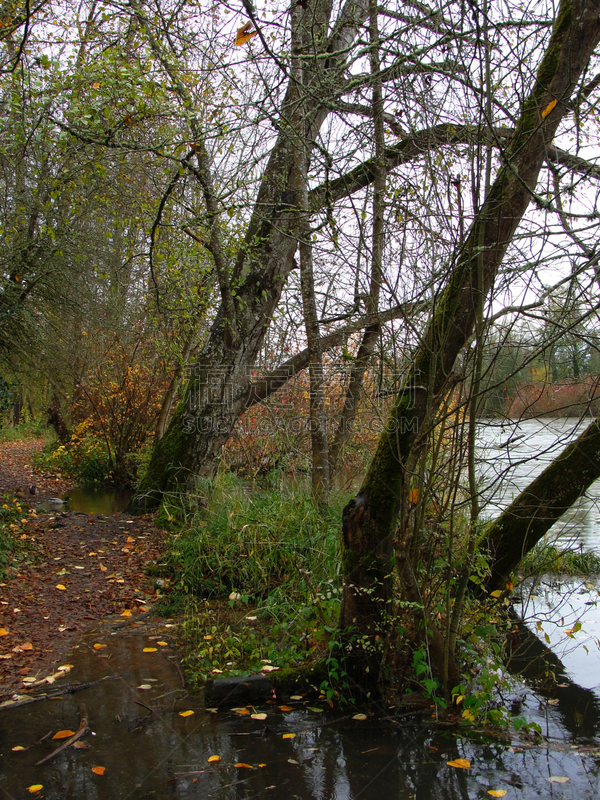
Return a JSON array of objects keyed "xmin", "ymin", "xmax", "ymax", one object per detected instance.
[{"xmin": 337, "ymin": 0, "xmax": 600, "ymax": 690}]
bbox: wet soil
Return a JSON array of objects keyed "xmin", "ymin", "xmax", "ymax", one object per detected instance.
[{"xmin": 0, "ymin": 438, "xmax": 168, "ymax": 702}]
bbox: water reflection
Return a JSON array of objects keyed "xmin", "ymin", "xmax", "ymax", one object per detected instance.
[{"xmin": 2, "ymin": 622, "xmax": 600, "ymax": 799}]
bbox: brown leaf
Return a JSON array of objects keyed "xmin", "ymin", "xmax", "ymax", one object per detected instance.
[{"xmin": 235, "ymin": 22, "xmax": 258, "ymax": 46}]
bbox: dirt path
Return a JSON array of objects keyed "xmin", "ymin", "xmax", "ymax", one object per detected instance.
[{"xmin": 0, "ymin": 438, "xmax": 168, "ymax": 701}]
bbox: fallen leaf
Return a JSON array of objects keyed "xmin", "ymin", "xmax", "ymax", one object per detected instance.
[
  {"xmin": 126, "ymin": 536, "xmax": 135, "ymax": 543},
  {"xmin": 56, "ymin": 584, "xmax": 67, "ymax": 591},
  {"xmin": 52, "ymin": 729, "xmax": 76, "ymax": 739},
  {"xmin": 27, "ymin": 786, "xmax": 43, "ymax": 794},
  {"xmin": 100, "ymin": 565, "xmax": 107, "ymax": 572},
  {"xmin": 93, "ymin": 643, "xmax": 107, "ymax": 650},
  {"xmin": 282, "ymin": 733, "xmax": 296, "ymax": 739},
  {"xmin": 157, "ymin": 641, "xmax": 168, "ymax": 646},
  {"xmin": 11, "ymin": 745, "xmax": 26, "ymax": 751},
  {"xmin": 307, "ymin": 706, "xmax": 324, "ymax": 713},
  {"xmin": 447, "ymin": 758, "xmax": 470, "ymax": 769},
  {"xmin": 279, "ymin": 705, "xmax": 294, "ymax": 712},
  {"xmin": 261, "ymin": 664, "xmax": 279, "ymax": 672},
  {"xmin": 0, "ymin": 628, "xmax": 8, "ymax": 636},
  {"xmin": 290, "ymin": 695, "xmax": 302, "ymax": 700},
  {"xmin": 251, "ymin": 713, "xmax": 267, "ymax": 720},
  {"xmin": 352, "ymin": 713, "xmax": 367, "ymax": 721},
  {"xmin": 91, "ymin": 766, "xmax": 106, "ymax": 775},
  {"xmin": 179, "ymin": 710, "xmax": 194, "ymax": 717},
  {"xmin": 548, "ymin": 698, "xmax": 559, "ymax": 705},
  {"xmin": 548, "ymin": 776, "xmax": 570, "ymax": 783},
  {"xmin": 542, "ymin": 98, "xmax": 557, "ymax": 119},
  {"xmin": 235, "ymin": 763, "xmax": 254, "ymax": 769},
  {"xmin": 488, "ymin": 791, "xmax": 507, "ymax": 798},
  {"xmin": 288, "ymin": 758, "xmax": 298, "ymax": 764},
  {"xmin": 207, "ymin": 755, "xmax": 221, "ymax": 762},
  {"xmin": 138, "ymin": 684, "xmax": 152, "ymax": 690},
  {"xmin": 143, "ymin": 647, "xmax": 157, "ymax": 653},
  {"xmin": 21, "ymin": 642, "xmax": 33, "ymax": 650},
  {"xmin": 71, "ymin": 741, "xmax": 89, "ymax": 749},
  {"xmin": 233, "ymin": 707, "xmax": 250, "ymax": 715},
  {"xmin": 121, "ymin": 610, "xmax": 132, "ymax": 618}
]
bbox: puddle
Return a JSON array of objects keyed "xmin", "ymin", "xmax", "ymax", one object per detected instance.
[
  {"xmin": 1, "ymin": 614, "xmax": 600, "ymax": 799},
  {"xmin": 36, "ymin": 486, "xmax": 132, "ymax": 515}
]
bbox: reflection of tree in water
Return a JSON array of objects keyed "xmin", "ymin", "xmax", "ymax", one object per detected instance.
[{"xmin": 506, "ymin": 609, "xmax": 600, "ymax": 741}]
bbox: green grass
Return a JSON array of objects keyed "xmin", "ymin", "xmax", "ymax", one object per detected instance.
[
  {"xmin": 157, "ymin": 473, "xmax": 349, "ymax": 684},
  {"xmin": 519, "ymin": 541, "xmax": 600, "ymax": 576}
]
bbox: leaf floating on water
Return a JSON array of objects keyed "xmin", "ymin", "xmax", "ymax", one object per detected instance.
[
  {"xmin": 290, "ymin": 695, "xmax": 303, "ymax": 701},
  {"xmin": 179, "ymin": 710, "xmax": 194, "ymax": 717},
  {"xmin": 91, "ymin": 766, "xmax": 106, "ymax": 775},
  {"xmin": 447, "ymin": 758, "xmax": 470, "ymax": 769},
  {"xmin": 352, "ymin": 713, "xmax": 367, "ymax": 721},
  {"xmin": 548, "ymin": 776, "xmax": 570, "ymax": 783},
  {"xmin": 143, "ymin": 647, "xmax": 158, "ymax": 653},
  {"xmin": 282, "ymin": 733, "xmax": 296, "ymax": 739},
  {"xmin": 288, "ymin": 758, "xmax": 299, "ymax": 764},
  {"xmin": 279, "ymin": 705, "xmax": 294, "ymax": 712},
  {"xmin": 71, "ymin": 741, "xmax": 89, "ymax": 750},
  {"xmin": 233, "ymin": 707, "xmax": 250, "ymax": 715},
  {"xmin": 488, "ymin": 791, "xmax": 507, "ymax": 797},
  {"xmin": 52, "ymin": 730, "xmax": 76, "ymax": 739},
  {"xmin": 235, "ymin": 763, "xmax": 254, "ymax": 769},
  {"xmin": 138, "ymin": 684, "xmax": 152, "ymax": 690},
  {"xmin": 251, "ymin": 713, "xmax": 267, "ymax": 720},
  {"xmin": 207, "ymin": 755, "xmax": 221, "ymax": 763},
  {"xmin": 27, "ymin": 786, "xmax": 43, "ymax": 794},
  {"xmin": 11, "ymin": 745, "xmax": 26, "ymax": 751},
  {"xmin": 307, "ymin": 707, "xmax": 324, "ymax": 713},
  {"xmin": 548, "ymin": 698, "xmax": 559, "ymax": 705}
]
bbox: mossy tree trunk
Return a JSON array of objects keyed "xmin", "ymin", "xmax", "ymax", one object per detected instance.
[
  {"xmin": 481, "ymin": 417, "xmax": 600, "ymax": 592},
  {"xmin": 338, "ymin": 0, "xmax": 600, "ymax": 691}
]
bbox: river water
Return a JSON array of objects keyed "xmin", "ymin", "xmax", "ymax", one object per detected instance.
[{"xmin": 476, "ymin": 417, "xmax": 600, "ymax": 550}]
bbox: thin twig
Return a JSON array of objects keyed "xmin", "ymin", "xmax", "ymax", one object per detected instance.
[{"xmin": 34, "ymin": 704, "xmax": 88, "ymax": 766}]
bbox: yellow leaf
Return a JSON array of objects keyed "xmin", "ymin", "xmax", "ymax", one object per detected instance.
[
  {"xmin": 447, "ymin": 758, "xmax": 470, "ymax": 769},
  {"xmin": 0, "ymin": 628, "xmax": 8, "ymax": 636},
  {"xmin": 120, "ymin": 610, "xmax": 132, "ymax": 618},
  {"xmin": 157, "ymin": 641, "xmax": 168, "ymax": 646},
  {"xmin": 91, "ymin": 766, "xmax": 106, "ymax": 775},
  {"xmin": 233, "ymin": 707, "xmax": 250, "ymax": 715},
  {"xmin": 548, "ymin": 776, "xmax": 570, "ymax": 783},
  {"xmin": 100, "ymin": 564, "xmax": 107, "ymax": 571},
  {"xmin": 56, "ymin": 584, "xmax": 67, "ymax": 591},
  {"xmin": 279, "ymin": 705, "xmax": 294, "ymax": 712},
  {"xmin": 488, "ymin": 791, "xmax": 507, "ymax": 797},
  {"xmin": 52, "ymin": 729, "xmax": 75, "ymax": 739},
  {"xmin": 93, "ymin": 643, "xmax": 106, "ymax": 650},
  {"xmin": 542, "ymin": 98, "xmax": 557, "ymax": 119},
  {"xmin": 21, "ymin": 642, "xmax": 33, "ymax": 650},
  {"xmin": 207, "ymin": 755, "xmax": 221, "ymax": 762},
  {"xmin": 234, "ymin": 22, "xmax": 258, "ymax": 46},
  {"xmin": 27, "ymin": 786, "xmax": 43, "ymax": 794},
  {"xmin": 490, "ymin": 590, "xmax": 502, "ymax": 598},
  {"xmin": 12, "ymin": 745, "xmax": 26, "ymax": 751},
  {"xmin": 462, "ymin": 709, "xmax": 476, "ymax": 721},
  {"xmin": 143, "ymin": 647, "xmax": 158, "ymax": 652},
  {"xmin": 352, "ymin": 713, "xmax": 367, "ymax": 720},
  {"xmin": 179, "ymin": 710, "xmax": 194, "ymax": 717},
  {"xmin": 409, "ymin": 488, "xmax": 419, "ymax": 504},
  {"xmin": 235, "ymin": 763, "xmax": 254, "ymax": 769},
  {"xmin": 282, "ymin": 733, "xmax": 296, "ymax": 739},
  {"xmin": 92, "ymin": 82, "xmax": 101, "ymax": 88},
  {"xmin": 126, "ymin": 536, "xmax": 135, "ymax": 543},
  {"xmin": 251, "ymin": 713, "xmax": 267, "ymax": 720}
]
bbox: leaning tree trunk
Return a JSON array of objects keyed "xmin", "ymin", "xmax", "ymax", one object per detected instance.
[
  {"xmin": 481, "ymin": 416, "xmax": 600, "ymax": 591},
  {"xmin": 338, "ymin": 0, "xmax": 600, "ymax": 690}
]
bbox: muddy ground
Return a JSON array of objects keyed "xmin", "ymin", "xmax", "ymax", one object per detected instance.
[{"xmin": 0, "ymin": 438, "xmax": 169, "ymax": 702}]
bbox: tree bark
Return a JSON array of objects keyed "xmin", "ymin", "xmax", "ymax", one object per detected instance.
[{"xmin": 481, "ymin": 416, "xmax": 600, "ymax": 591}]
